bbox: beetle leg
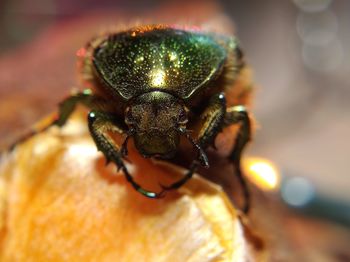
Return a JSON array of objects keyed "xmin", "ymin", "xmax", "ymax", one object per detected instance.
[
  {"xmin": 9, "ymin": 89, "xmax": 106, "ymax": 150},
  {"xmin": 225, "ymin": 105, "xmax": 252, "ymax": 213},
  {"xmin": 88, "ymin": 110, "xmax": 165, "ymax": 199},
  {"xmin": 160, "ymin": 93, "xmax": 226, "ymax": 191},
  {"xmin": 159, "ymin": 161, "xmax": 198, "ymax": 191},
  {"xmin": 197, "ymin": 92, "xmax": 227, "ymax": 149}
]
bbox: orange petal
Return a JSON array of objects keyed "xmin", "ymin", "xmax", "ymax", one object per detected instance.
[{"xmin": 0, "ymin": 112, "xmax": 260, "ymax": 261}]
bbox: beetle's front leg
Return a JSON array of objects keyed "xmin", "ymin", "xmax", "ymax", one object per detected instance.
[
  {"xmin": 160, "ymin": 93, "xmax": 226, "ymax": 191},
  {"xmin": 197, "ymin": 92, "xmax": 227, "ymax": 149},
  {"xmin": 9, "ymin": 89, "xmax": 105, "ymax": 150},
  {"xmin": 225, "ymin": 105, "xmax": 252, "ymax": 213},
  {"xmin": 88, "ymin": 110, "xmax": 165, "ymax": 199}
]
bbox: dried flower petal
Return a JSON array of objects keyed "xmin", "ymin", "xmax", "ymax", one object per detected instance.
[{"xmin": 0, "ymin": 112, "xmax": 259, "ymax": 261}]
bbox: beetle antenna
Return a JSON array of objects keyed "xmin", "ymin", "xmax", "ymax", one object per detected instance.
[
  {"xmin": 121, "ymin": 128, "xmax": 135, "ymax": 158},
  {"xmin": 178, "ymin": 127, "xmax": 209, "ymax": 168}
]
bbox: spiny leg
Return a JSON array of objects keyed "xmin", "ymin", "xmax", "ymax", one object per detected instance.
[
  {"xmin": 88, "ymin": 110, "xmax": 165, "ymax": 198},
  {"xmin": 9, "ymin": 89, "xmax": 104, "ymax": 150},
  {"xmin": 160, "ymin": 93, "xmax": 226, "ymax": 191},
  {"xmin": 197, "ymin": 92, "xmax": 226, "ymax": 149},
  {"xmin": 225, "ymin": 105, "xmax": 252, "ymax": 213}
]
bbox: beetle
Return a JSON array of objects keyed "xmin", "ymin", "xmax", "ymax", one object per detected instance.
[{"xmin": 13, "ymin": 25, "xmax": 252, "ymax": 212}]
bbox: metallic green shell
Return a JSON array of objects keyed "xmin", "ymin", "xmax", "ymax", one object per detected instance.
[{"xmin": 92, "ymin": 27, "xmax": 227, "ymax": 101}]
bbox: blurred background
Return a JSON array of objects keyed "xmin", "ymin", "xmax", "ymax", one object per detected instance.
[
  {"xmin": 1, "ymin": 0, "xmax": 350, "ymax": 260},
  {"xmin": 0, "ymin": 0, "xmax": 349, "ymax": 223}
]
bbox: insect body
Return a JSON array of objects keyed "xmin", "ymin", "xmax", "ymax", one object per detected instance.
[{"xmin": 16, "ymin": 25, "xmax": 252, "ymax": 212}]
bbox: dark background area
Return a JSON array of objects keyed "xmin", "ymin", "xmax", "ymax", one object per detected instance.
[{"xmin": 0, "ymin": 0, "xmax": 349, "ymax": 204}]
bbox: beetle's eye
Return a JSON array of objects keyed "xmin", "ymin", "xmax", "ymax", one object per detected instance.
[{"xmin": 178, "ymin": 111, "xmax": 188, "ymax": 124}]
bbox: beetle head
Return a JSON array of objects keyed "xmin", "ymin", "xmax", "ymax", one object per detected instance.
[{"xmin": 125, "ymin": 91, "xmax": 188, "ymax": 159}]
